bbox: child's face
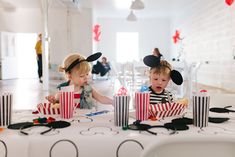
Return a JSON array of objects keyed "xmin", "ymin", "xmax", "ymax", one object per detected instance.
[
  {"xmin": 150, "ymin": 72, "xmax": 170, "ymax": 94},
  {"xmin": 69, "ymin": 70, "xmax": 89, "ymax": 87}
]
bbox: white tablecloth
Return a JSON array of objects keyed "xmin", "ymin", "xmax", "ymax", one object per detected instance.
[{"xmin": 1, "ymin": 108, "xmax": 235, "ymax": 157}]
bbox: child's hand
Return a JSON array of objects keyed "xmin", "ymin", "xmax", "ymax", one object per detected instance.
[{"xmin": 46, "ymin": 95, "xmax": 57, "ymax": 103}]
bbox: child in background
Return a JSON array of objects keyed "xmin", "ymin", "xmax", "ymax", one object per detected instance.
[
  {"xmin": 143, "ymin": 55, "xmax": 183, "ymax": 104},
  {"xmin": 46, "ymin": 52, "xmax": 113, "ymax": 109}
]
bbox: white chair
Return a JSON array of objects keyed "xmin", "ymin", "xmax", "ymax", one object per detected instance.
[{"xmin": 141, "ymin": 136, "xmax": 235, "ymax": 157}]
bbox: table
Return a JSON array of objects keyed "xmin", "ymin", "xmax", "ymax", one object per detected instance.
[{"xmin": 1, "ymin": 108, "xmax": 235, "ymax": 157}]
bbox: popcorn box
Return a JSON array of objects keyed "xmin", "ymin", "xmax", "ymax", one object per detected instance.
[
  {"xmin": 135, "ymin": 92, "xmax": 150, "ymax": 121},
  {"xmin": 113, "ymin": 95, "xmax": 130, "ymax": 127},
  {"xmin": 0, "ymin": 93, "xmax": 13, "ymax": 127},
  {"xmin": 193, "ymin": 94, "xmax": 210, "ymax": 128},
  {"xmin": 149, "ymin": 102, "xmax": 187, "ymax": 119},
  {"xmin": 37, "ymin": 103, "xmax": 60, "ymax": 115}
]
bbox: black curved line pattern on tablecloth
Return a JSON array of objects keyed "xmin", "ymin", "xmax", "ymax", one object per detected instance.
[
  {"xmin": 116, "ymin": 139, "xmax": 144, "ymax": 157},
  {"xmin": 0, "ymin": 140, "xmax": 7, "ymax": 157},
  {"xmin": 79, "ymin": 126, "xmax": 119, "ymax": 136},
  {"xmin": 77, "ymin": 117, "xmax": 93, "ymax": 123},
  {"xmin": 49, "ymin": 139, "xmax": 79, "ymax": 157}
]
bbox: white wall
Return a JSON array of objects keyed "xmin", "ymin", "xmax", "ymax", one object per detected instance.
[
  {"xmin": 48, "ymin": 8, "xmax": 93, "ymax": 65},
  {"xmin": 170, "ymin": 0, "xmax": 235, "ymax": 91},
  {"xmin": 0, "ymin": 8, "xmax": 42, "ymax": 32},
  {"xmin": 0, "ymin": 6, "xmax": 93, "ymax": 66},
  {"xmin": 96, "ymin": 18, "xmax": 171, "ymax": 63}
]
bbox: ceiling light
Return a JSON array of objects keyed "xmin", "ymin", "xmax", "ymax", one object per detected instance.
[
  {"xmin": 130, "ymin": 0, "xmax": 145, "ymax": 10},
  {"xmin": 126, "ymin": 10, "xmax": 137, "ymax": 21}
]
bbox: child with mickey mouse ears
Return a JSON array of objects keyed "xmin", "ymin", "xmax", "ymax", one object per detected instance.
[
  {"xmin": 46, "ymin": 52, "xmax": 113, "ymax": 109},
  {"xmin": 143, "ymin": 55, "xmax": 184, "ymax": 104}
]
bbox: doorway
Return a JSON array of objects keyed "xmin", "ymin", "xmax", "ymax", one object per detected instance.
[
  {"xmin": 16, "ymin": 33, "xmax": 38, "ymax": 79},
  {"xmin": 0, "ymin": 32, "xmax": 38, "ymax": 79}
]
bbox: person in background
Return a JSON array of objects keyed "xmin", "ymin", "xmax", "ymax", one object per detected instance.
[
  {"xmin": 152, "ymin": 48, "xmax": 163, "ymax": 59},
  {"xmin": 35, "ymin": 34, "xmax": 43, "ymax": 83},
  {"xmin": 46, "ymin": 53, "xmax": 113, "ymax": 109},
  {"xmin": 92, "ymin": 56, "xmax": 111, "ymax": 77}
]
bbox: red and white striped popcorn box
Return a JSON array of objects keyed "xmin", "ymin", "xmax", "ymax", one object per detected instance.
[
  {"xmin": 135, "ymin": 92, "xmax": 150, "ymax": 121},
  {"xmin": 149, "ymin": 102, "xmax": 187, "ymax": 119},
  {"xmin": 59, "ymin": 91, "xmax": 75, "ymax": 119},
  {"xmin": 37, "ymin": 103, "xmax": 60, "ymax": 115}
]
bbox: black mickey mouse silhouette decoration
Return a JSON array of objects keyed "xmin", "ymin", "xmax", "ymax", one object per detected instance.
[{"xmin": 143, "ymin": 55, "xmax": 183, "ymax": 85}]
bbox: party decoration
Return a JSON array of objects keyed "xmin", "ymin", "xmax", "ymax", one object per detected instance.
[
  {"xmin": 93, "ymin": 24, "xmax": 101, "ymax": 42},
  {"xmin": 225, "ymin": 0, "xmax": 234, "ymax": 6},
  {"xmin": 172, "ymin": 30, "xmax": 181, "ymax": 44}
]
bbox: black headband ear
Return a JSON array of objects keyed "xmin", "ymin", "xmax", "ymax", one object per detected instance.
[
  {"xmin": 86, "ymin": 52, "xmax": 102, "ymax": 62},
  {"xmin": 171, "ymin": 70, "xmax": 183, "ymax": 85},
  {"xmin": 65, "ymin": 52, "xmax": 102, "ymax": 72},
  {"xmin": 143, "ymin": 55, "xmax": 183, "ymax": 85},
  {"xmin": 143, "ymin": 55, "xmax": 160, "ymax": 67}
]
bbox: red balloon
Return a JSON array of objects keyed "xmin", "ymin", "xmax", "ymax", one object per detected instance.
[{"xmin": 225, "ymin": 0, "xmax": 234, "ymax": 6}]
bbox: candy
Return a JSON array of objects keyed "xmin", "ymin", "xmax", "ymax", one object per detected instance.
[
  {"xmin": 140, "ymin": 85, "xmax": 149, "ymax": 92},
  {"xmin": 117, "ymin": 87, "xmax": 128, "ymax": 95}
]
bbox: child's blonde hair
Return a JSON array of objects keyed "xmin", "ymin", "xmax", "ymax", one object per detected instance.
[
  {"xmin": 59, "ymin": 53, "xmax": 91, "ymax": 75},
  {"xmin": 150, "ymin": 60, "xmax": 172, "ymax": 76}
]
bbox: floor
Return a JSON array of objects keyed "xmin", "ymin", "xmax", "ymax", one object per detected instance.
[
  {"xmin": 0, "ymin": 77, "xmax": 118, "ymax": 110},
  {"xmin": 0, "ymin": 77, "xmax": 235, "ymax": 110}
]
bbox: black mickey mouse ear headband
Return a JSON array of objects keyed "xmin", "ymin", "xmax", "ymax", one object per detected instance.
[
  {"xmin": 143, "ymin": 55, "xmax": 183, "ymax": 85},
  {"xmin": 65, "ymin": 52, "xmax": 102, "ymax": 72}
]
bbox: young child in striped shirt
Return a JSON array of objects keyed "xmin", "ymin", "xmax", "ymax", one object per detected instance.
[{"xmin": 148, "ymin": 60, "xmax": 174, "ymax": 104}]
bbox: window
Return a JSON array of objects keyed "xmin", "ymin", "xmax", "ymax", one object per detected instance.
[{"xmin": 116, "ymin": 32, "xmax": 139, "ymax": 63}]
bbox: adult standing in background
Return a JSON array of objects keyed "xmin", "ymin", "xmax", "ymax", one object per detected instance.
[
  {"xmin": 152, "ymin": 47, "xmax": 163, "ymax": 59},
  {"xmin": 35, "ymin": 33, "xmax": 43, "ymax": 83}
]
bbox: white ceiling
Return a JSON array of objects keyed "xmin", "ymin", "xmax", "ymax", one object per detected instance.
[
  {"xmin": 0, "ymin": 0, "xmax": 194, "ymax": 18},
  {"xmin": 80, "ymin": 0, "xmax": 195, "ymax": 18}
]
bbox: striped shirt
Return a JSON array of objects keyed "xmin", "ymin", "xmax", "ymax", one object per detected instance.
[{"xmin": 149, "ymin": 86, "xmax": 174, "ymax": 104}]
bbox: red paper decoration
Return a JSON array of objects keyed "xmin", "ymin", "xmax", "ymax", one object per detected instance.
[
  {"xmin": 93, "ymin": 24, "xmax": 101, "ymax": 42},
  {"xmin": 225, "ymin": 0, "xmax": 234, "ymax": 6},
  {"xmin": 172, "ymin": 30, "xmax": 181, "ymax": 44}
]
